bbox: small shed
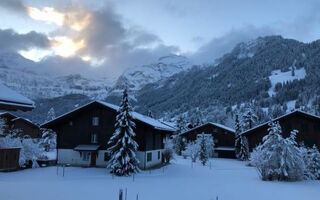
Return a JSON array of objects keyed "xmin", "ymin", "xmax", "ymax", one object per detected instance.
[{"xmin": 0, "ymin": 148, "xmax": 21, "ymax": 171}]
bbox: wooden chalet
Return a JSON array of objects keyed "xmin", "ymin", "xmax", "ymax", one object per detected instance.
[
  {"xmin": 242, "ymin": 110, "xmax": 320, "ymax": 151},
  {"xmin": 0, "ymin": 87, "xmax": 34, "ymax": 171},
  {"xmin": 181, "ymin": 122, "xmax": 236, "ymax": 158},
  {"xmin": 0, "ymin": 113, "xmax": 41, "ymax": 138},
  {"xmin": 0, "ymin": 84, "xmax": 35, "ymax": 111},
  {"xmin": 41, "ymin": 101, "xmax": 176, "ymax": 169}
]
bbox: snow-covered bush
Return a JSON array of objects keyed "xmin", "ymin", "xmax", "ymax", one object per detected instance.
[
  {"xmin": 301, "ymin": 145, "xmax": 320, "ymax": 180},
  {"xmin": 40, "ymin": 128, "xmax": 56, "ymax": 152},
  {"xmin": 20, "ymin": 138, "xmax": 42, "ymax": 168},
  {"xmin": 163, "ymin": 138, "xmax": 174, "ymax": 164},
  {"xmin": 185, "ymin": 141, "xmax": 199, "ymax": 162},
  {"xmin": 250, "ymin": 122, "xmax": 305, "ymax": 181}
]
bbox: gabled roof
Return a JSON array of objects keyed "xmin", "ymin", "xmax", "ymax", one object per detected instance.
[
  {"xmin": 0, "ymin": 112, "xmax": 17, "ymax": 120},
  {"xmin": 0, "ymin": 84, "xmax": 35, "ymax": 111},
  {"xmin": 11, "ymin": 117, "xmax": 39, "ymax": 128},
  {"xmin": 181, "ymin": 122, "xmax": 235, "ymax": 136},
  {"xmin": 42, "ymin": 100, "xmax": 176, "ymax": 132},
  {"xmin": 241, "ymin": 110, "xmax": 320, "ymax": 136}
]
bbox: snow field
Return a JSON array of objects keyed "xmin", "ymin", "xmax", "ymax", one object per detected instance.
[{"xmin": 1, "ymin": 157, "xmax": 319, "ymax": 200}]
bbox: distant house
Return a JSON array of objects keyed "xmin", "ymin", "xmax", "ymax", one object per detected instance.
[
  {"xmin": 41, "ymin": 101, "xmax": 176, "ymax": 169},
  {"xmin": 242, "ymin": 110, "xmax": 320, "ymax": 151},
  {"xmin": 0, "ymin": 113, "xmax": 41, "ymax": 138},
  {"xmin": 181, "ymin": 122, "xmax": 236, "ymax": 158},
  {"xmin": 0, "ymin": 84, "xmax": 35, "ymax": 111}
]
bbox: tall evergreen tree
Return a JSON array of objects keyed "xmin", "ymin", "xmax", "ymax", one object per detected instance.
[
  {"xmin": 234, "ymin": 114, "xmax": 242, "ymax": 159},
  {"xmin": 242, "ymin": 107, "xmax": 257, "ymax": 130},
  {"xmin": 46, "ymin": 108, "xmax": 56, "ymax": 122},
  {"xmin": 198, "ymin": 133, "xmax": 208, "ymax": 166},
  {"xmin": 238, "ymin": 135, "xmax": 249, "ymax": 161},
  {"xmin": 107, "ymin": 89, "xmax": 139, "ymax": 176},
  {"xmin": 173, "ymin": 115, "xmax": 187, "ymax": 155}
]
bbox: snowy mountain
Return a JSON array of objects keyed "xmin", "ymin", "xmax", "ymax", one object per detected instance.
[
  {"xmin": 132, "ymin": 36, "xmax": 320, "ymax": 125},
  {"xmin": 0, "ymin": 52, "xmax": 111, "ymax": 100},
  {"xmin": 109, "ymin": 54, "xmax": 192, "ymax": 97}
]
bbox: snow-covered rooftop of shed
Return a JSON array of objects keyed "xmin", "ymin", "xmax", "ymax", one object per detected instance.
[
  {"xmin": 97, "ymin": 101, "xmax": 176, "ymax": 132},
  {"xmin": 0, "ymin": 84, "xmax": 34, "ymax": 106}
]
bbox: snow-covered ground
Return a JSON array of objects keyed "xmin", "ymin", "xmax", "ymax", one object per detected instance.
[
  {"xmin": 0, "ymin": 157, "xmax": 319, "ymax": 200},
  {"xmin": 268, "ymin": 68, "xmax": 306, "ymax": 96}
]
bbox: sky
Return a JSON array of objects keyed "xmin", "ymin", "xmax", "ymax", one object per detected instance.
[{"xmin": 1, "ymin": 0, "xmax": 320, "ymax": 79}]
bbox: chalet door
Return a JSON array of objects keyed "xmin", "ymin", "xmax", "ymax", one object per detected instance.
[{"xmin": 90, "ymin": 152, "xmax": 96, "ymax": 166}]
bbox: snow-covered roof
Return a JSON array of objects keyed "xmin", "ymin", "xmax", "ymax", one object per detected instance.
[
  {"xmin": 215, "ymin": 146, "xmax": 235, "ymax": 151},
  {"xmin": 209, "ymin": 123, "xmax": 235, "ymax": 133},
  {"xmin": 42, "ymin": 100, "xmax": 176, "ymax": 132},
  {"xmin": 181, "ymin": 122, "xmax": 235, "ymax": 136},
  {"xmin": 11, "ymin": 117, "xmax": 39, "ymax": 127},
  {"xmin": 74, "ymin": 145, "xmax": 100, "ymax": 151},
  {"xmin": 0, "ymin": 84, "xmax": 35, "ymax": 111},
  {"xmin": 241, "ymin": 110, "xmax": 320, "ymax": 136}
]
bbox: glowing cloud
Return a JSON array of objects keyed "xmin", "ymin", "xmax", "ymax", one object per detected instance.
[
  {"xmin": 50, "ymin": 36, "xmax": 85, "ymax": 57},
  {"xmin": 67, "ymin": 12, "xmax": 91, "ymax": 32},
  {"xmin": 27, "ymin": 7, "xmax": 65, "ymax": 26}
]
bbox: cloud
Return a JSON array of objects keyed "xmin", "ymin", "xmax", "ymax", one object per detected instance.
[
  {"xmin": 191, "ymin": 25, "xmax": 274, "ymax": 63},
  {"xmin": 0, "ymin": 0, "xmax": 26, "ymax": 13},
  {"xmin": 32, "ymin": 4, "xmax": 179, "ymax": 77},
  {"xmin": 0, "ymin": 29, "xmax": 50, "ymax": 53}
]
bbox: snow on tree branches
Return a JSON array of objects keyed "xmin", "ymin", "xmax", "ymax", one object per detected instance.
[
  {"xmin": 107, "ymin": 89, "xmax": 139, "ymax": 176},
  {"xmin": 250, "ymin": 121, "xmax": 305, "ymax": 181}
]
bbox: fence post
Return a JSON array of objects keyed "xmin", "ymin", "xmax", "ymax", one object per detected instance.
[
  {"xmin": 119, "ymin": 189, "xmax": 123, "ymax": 200},
  {"xmin": 56, "ymin": 165, "xmax": 58, "ymax": 176},
  {"xmin": 125, "ymin": 188, "xmax": 127, "ymax": 200},
  {"xmin": 136, "ymin": 193, "xmax": 139, "ymax": 200},
  {"xmin": 132, "ymin": 173, "xmax": 135, "ymax": 182},
  {"xmin": 62, "ymin": 165, "xmax": 65, "ymax": 177}
]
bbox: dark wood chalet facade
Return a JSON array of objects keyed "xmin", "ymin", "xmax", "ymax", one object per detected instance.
[
  {"xmin": 242, "ymin": 110, "xmax": 320, "ymax": 151},
  {"xmin": 0, "ymin": 113, "xmax": 41, "ymax": 138},
  {"xmin": 181, "ymin": 122, "xmax": 236, "ymax": 158},
  {"xmin": 41, "ymin": 101, "xmax": 176, "ymax": 169}
]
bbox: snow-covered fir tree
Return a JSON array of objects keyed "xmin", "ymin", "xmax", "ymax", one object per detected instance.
[
  {"xmin": 107, "ymin": 89, "xmax": 139, "ymax": 176},
  {"xmin": 172, "ymin": 115, "xmax": 187, "ymax": 155},
  {"xmin": 250, "ymin": 122, "xmax": 305, "ymax": 181},
  {"xmin": 185, "ymin": 141, "xmax": 199, "ymax": 162},
  {"xmin": 234, "ymin": 114, "xmax": 241, "ymax": 159},
  {"xmin": 46, "ymin": 107, "xmax": 56, "ymax": 122},
  {"xmin": 40, "ymin": 128, "xmax": 56, "ymax": 152},
  {"xmin": 302, "ymin": 145, "xmax": 320, "ymax": 180},
  {"xmin": 242, "ymin": 107, "xmax": 258, "ymax": 131},
  {"xmin": 238, "ymin": 135, "xmax": 249, "ymax": 161},
  {"xmin": 198, "ymin": 133, "xmax": 209, "ymax": 166}
]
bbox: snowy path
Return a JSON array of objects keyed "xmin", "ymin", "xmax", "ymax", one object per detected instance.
[{"xmin": 0, "ymin": 157, "xmax": 319, "ymax": 200}]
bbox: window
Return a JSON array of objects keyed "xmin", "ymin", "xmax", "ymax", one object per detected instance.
[
  {"xmin": 69, "ymin": 121, "xmax": 73, "ymax": 126},
  {"xmin": 158, "ymin": 151, "xmax": 161, "ymax": 160},
  {"xmin": 82, "ymin": 152, "xmax": 90, "ymax": 161},
  {"xmin": 147, "ymin": 152, "xmax": 152, "ymax": 162},
  {"xmin": 91, "ymin": 133, "xmax": 98, "ymax": 143},
  {"xmin": 92, "ymin": 117, "xmax": 99, "ymax": 126},
  {"xmin": 104, "ymin": 152, "xmax": 110, "ymax": 161}
]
